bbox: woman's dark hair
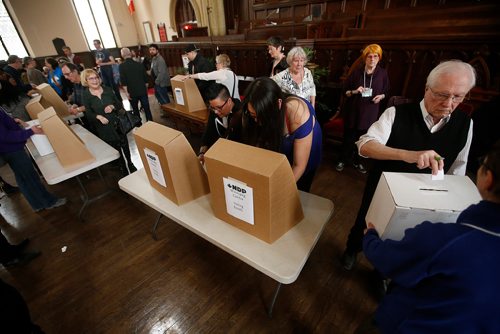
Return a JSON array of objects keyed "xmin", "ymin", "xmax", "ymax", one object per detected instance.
[
  {"xmin": 45, "ymin": 57, "xmax": 59, "ymax": 69},
  {"xmin": 266, "ymin": 36, "xmax": 285, "ymax": 53},
  {"xmin": 242, "ymin": 77, "xmax": 285, "ymax": 152},
  {"xmin": 62, "ymin": 62, "xmax": 79, "ymax": 73}
]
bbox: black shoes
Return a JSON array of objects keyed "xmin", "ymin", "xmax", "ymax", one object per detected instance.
[
  {"xmin": 0, "ymin": 181, "xmax": 19, "ymax": 195},
  {"xmin": 341, "ymin": 250, "xmax": 358, "ymax": 271},
  {"xmin": 335, "ymin": 161, "xmax": 367, "ymax": 173},
  {"xmin": 2, "ymin": 251, "xmax": 41, "ymax": 268},
  {"xmin": 1, "ymin": 238, "xmax": 40, "ymax": 268},
  {"xmin": 353, "ymin": 162, "xmax": 367, "ymax": 174},
  {"xmin": 11, "ymin": 239, "xmax": 30, "ymax": 253}
]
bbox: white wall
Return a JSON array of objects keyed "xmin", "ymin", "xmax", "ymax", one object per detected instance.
[
  {"xmin": 6, "ymin": 0, "xmax": 88, "ymax": 56},
  {"xmin": 5, "ymin": 0, "xmax": 227, "ymax": 57}
]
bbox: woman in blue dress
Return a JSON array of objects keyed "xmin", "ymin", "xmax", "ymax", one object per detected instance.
[{"xmin": 242, "ymin": 77, "xmax": 322, "ymax": 192}]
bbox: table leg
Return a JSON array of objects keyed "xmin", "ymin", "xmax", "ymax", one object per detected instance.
[
  {"xmin": 267, "ymin": 282, "xmax": 282, "ymax": 318},
  {"xmin": 152, "ymin": 213, "xmax": 164, "ymax": 240},
  {"xmin": 76, "ymin": 167, "xmax": 114, "ymax": 221}
]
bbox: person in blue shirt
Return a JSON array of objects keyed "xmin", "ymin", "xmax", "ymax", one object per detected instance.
[
  {"xmin": 44, "ymin": 57, "xmax": 64, "ymax": 96},
  {"xmin": 362, "ymin": 141, "xmax": 500, "ymax": 334}
]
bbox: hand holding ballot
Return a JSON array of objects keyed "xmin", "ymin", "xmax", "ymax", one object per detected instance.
[
  {"xmin": 406, "ymin": 149, "xmax": 444, "ymax": 175},
  {"xmin": 30, "ymin": 124, "xmax": 44, "ymax": 135}
]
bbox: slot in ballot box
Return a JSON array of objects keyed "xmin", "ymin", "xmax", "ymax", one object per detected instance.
[
  {"xmin": 170, "ymin": 75, "xmax": 206, "ymax": 113},
  {"xmin": 366, "ymin": 172, "xmax": 482, "ymax": 241},
  {"xmin": 204, "ymin": 139, "xmax": 304, "ymax": 243},
  {"xmin": 133, "ymin": 122, "xmax": 209, "ymax": 205}
]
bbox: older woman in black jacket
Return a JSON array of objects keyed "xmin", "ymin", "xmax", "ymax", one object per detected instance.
[{"xmin": 81, "ymin": 69, "xmax": 136, "ymax": 175}]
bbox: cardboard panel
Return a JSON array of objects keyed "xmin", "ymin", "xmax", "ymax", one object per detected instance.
[
  {"xmin": 38, "ymin": 107, "xmax": 95, "ymax": 169},
  {"xmin": 36, "ymin": 83, "xmax": 70, "ymax": 118},
  {"xmin": 170, "ymin": 75, "xmax": 206, "ymax": 113},
  {"xmin": 366, "ymin": 172, "xmax": 482, "ymax": 240},
  {"xmin": 204, "ymin": 139, "xmax": 303, "ymax": 243},
  {"xmin": 25, "ymin": 95, "xmax": 47, "ymax": 120},
  {"xmin": 133, "ymin": 122, "xmax": 209, "ymax": 205}
]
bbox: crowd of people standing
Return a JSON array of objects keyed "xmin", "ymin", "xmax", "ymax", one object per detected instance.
[{"xmin": 1, "ymin": 37, "xmax": 499, "ymax": 332}]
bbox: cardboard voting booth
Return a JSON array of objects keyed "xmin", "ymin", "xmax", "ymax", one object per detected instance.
[
  {"xmin": 38, "ymin": 108, "xmax": 95, "ymax": 168},
  {"xmin": 204, "ymin": 139, "xmax": 304, "ymax": 243},
  {"xmin": 366, "ymin": 172, "xmax": 482, "ymax": 241},
  {"xmin": 133, "ymin": 122, "xmax": 210, "ymax": 205},
  {"xmin": 26, "ymin": 84, "xmax": 70, "ymax": 119},
  {"xmin": 170, "ymin": 75, "xmax": 206, "ymax": 113}
]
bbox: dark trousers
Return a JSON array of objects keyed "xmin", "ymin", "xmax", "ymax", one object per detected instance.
[
  {"xmin": 100, "ymin": 66, "xmax": 122, "ymax": 103},
  {"xmin": 339, "ymin": 128, "xmax": 367, "ymax": 164},
  {"xmin": 1, "ymin": 150, "xmax": 57, "ymax": 211},
  {"xmin": 345, "ymin": 170, "xmax": 382, "ymax": 254},
  {"xmin": 130, "ymin": 94, "xmax": 152, "ymax": 121},
  {"xmin": 109, "ymin": 135, "xmax": 133, "ymax": 174},
  {"xmin": 154, "ymin": 85, "xmax": 170, "ymax": 105},
  {"xmin": 0, "ymin": 229, "xmax": 15, "ymax": 263}
]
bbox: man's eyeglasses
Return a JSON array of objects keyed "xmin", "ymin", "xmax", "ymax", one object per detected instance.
[
  {"xmin": 209, "ymin": 98, "xmax": 229, "ymax": 112},
  {"xmin": 428, "ymin": 87, "xmax": 467, "ymax": 103},
  {"xmin": 62, "ymin": 72, "xmax": 72, "ymax": 77}
]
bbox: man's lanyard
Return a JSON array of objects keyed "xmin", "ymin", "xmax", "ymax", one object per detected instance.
[{"xmin": 215, "ymin": 116, "xmax": 228, "ymax": 137}]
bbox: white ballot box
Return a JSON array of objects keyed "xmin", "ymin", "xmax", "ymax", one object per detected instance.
[{"xmin": 366, "ymin": 172, "xmax": 482, "ymax": 240}]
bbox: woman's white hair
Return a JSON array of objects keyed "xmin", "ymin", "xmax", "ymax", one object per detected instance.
[
  {"xmin": 426, "ymin": 60, "xmax": 476, "ymax": 91},
  {"xmin": 286, "ymin": 47, "xmax": 307, "ymax": 66}
]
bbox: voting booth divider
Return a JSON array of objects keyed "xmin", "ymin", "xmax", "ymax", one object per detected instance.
[
  {"xmin": 170, "ymin": 75, "xmax": 206, "ymax": 113},
  {"xmin": 25, "ymin": 83, "xmax": 70, "ymax": 120},
  {"xmin": 133, "ymin": 122, "xmax": 210, "ymax": 205},
  {"xmin": 204, "ymin": 139, "xmax": 304, "ymax": 243},
  {"xmin": 366, "ymin": 172, "xmax": 482, "ymax": 241},
  {"xmin": 38, "ymin": 108, "xmax": 95, "ymax": 169}
]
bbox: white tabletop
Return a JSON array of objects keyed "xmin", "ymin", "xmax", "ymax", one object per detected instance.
[
  {"xmin": 118, "ymin": 169, "xmax": 334, "ymax": 284},
  {"xmin": 26, "ymin": 124, "xmax": 120, "ymax": 185}
]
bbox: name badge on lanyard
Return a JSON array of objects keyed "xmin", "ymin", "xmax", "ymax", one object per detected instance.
[{"xmin": 362, "ymin": 71, "xmax": 373, "ymax": 97}]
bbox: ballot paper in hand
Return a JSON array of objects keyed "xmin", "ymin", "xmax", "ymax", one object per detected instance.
[{"xmin": 431, "ymin": 169, "xmax": 445, "ymax": 181}]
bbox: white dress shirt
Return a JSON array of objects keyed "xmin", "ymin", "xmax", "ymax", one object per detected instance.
[{"xmin": 196, "ymin": 68, "xmax": 240, "ymax": 100}]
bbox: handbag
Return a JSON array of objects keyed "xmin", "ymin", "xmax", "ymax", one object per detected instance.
[{"xmin": 113, "ymin": 109, "xmax": 142, "ymax": 134}]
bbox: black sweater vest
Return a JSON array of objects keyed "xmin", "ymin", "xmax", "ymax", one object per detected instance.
[{"xmin": 375, "ymin": 103, "xmax": 471, "ymax": 174}]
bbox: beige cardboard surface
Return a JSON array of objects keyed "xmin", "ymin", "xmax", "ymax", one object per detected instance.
[
  {"xmin": 170, "ymin": 75, "xmax": 206, "ymax": 113},
  {"xmin": 25, "ymin": 95, "xmax": 47, "ymax": 120},
  {"xmin": 204, "ymin": 139, "xmax": 304, "ymax": 243},
  {"xmin": 36, "ymin": 83, "xmax": 70, "ymax": 118},
  {"xmin": 38, "ymin": 107, "xmax": 95, "ymax": 169},
  {"xmin": 133, "ymin": 122, "xmax": 209, "ymax": 205},
  {"xmin": 366, "ymin": 172, "xmax": 482, "ymax": 241}
]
